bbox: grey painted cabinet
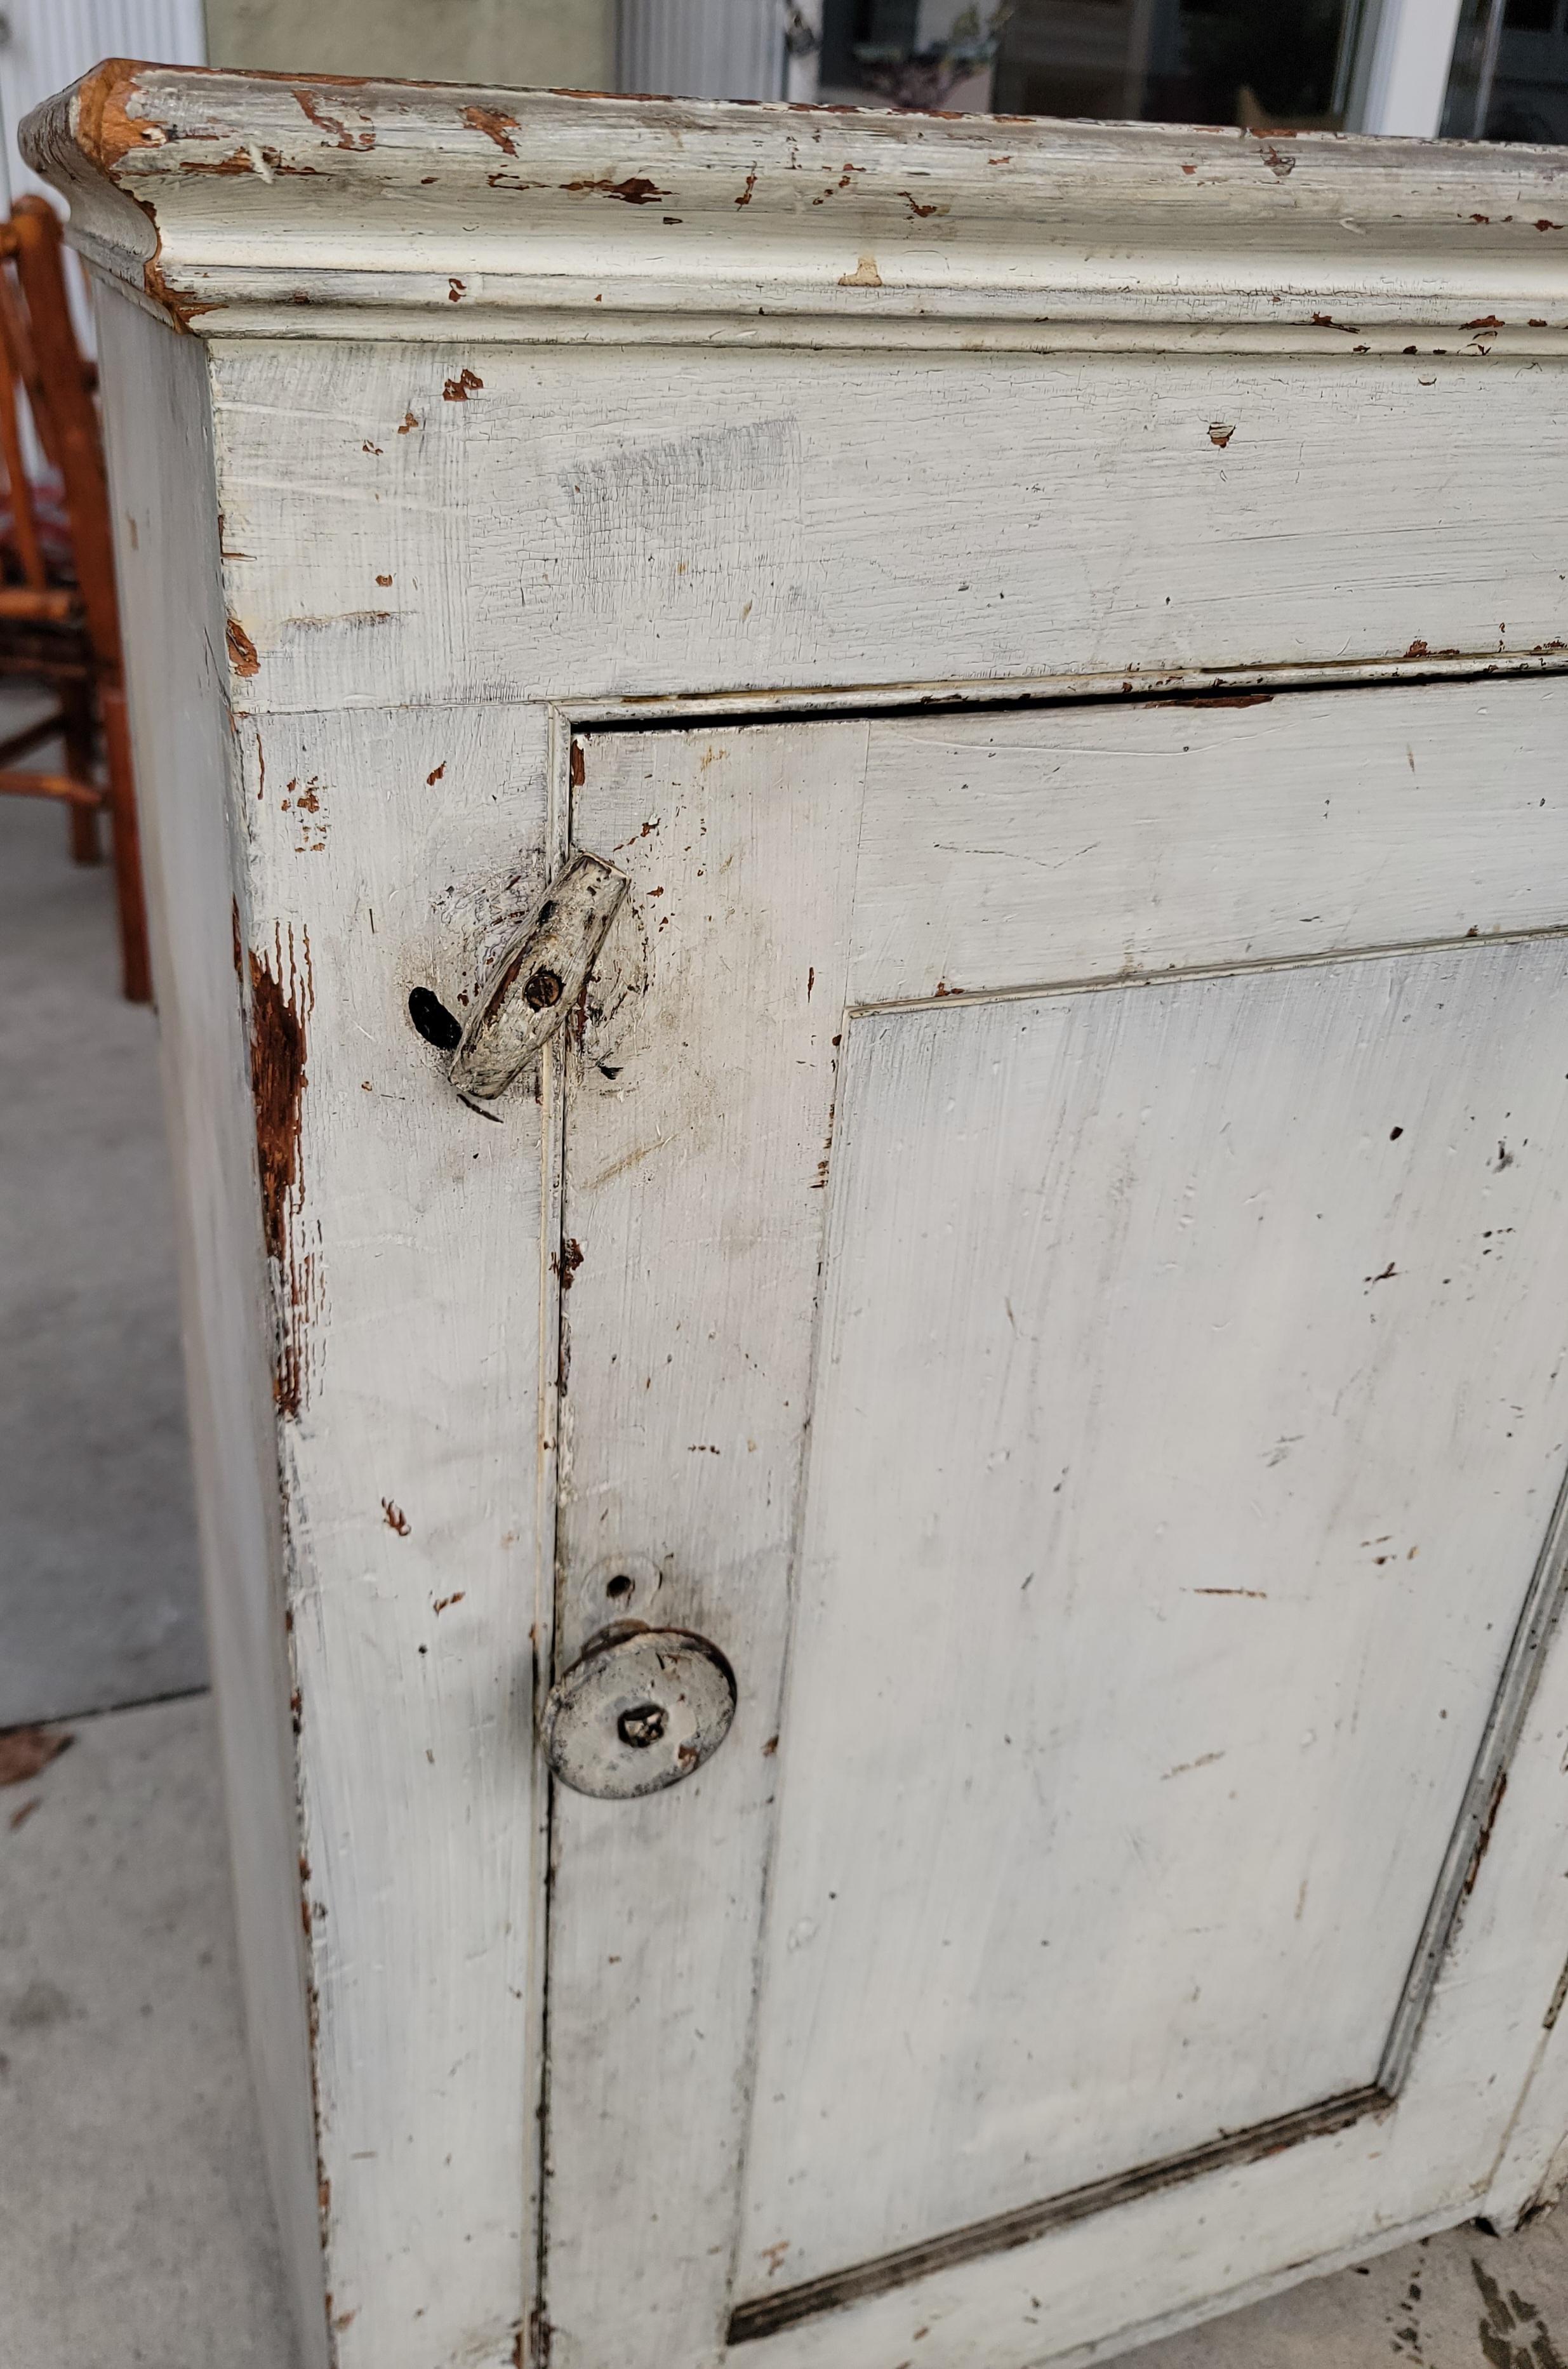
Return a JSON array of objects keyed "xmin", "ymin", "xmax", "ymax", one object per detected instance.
[{"xmin": 30, "ymin": 58, "xmax": 1568, "ymax": 2369}]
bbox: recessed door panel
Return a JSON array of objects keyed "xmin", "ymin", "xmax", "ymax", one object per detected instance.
[
  {"xmin": 542, "ymin": 682, "xmax": 1568, "ymax": 2369},
  {"xmin": 736, "ymin": 943, "xmax": 1568, "ymax": 2305}
]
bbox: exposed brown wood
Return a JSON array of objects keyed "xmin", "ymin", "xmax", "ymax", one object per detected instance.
[
  {"xmin": 0, "ymin": 197, "xmax": 148, "ymax": 995},
  {"xmin": 0, "ymin": 281, "xmax": 45, "ymax": 592},
  {"xmin": 0, "ymin": 584, "xmax": 78, "ymax": 620},
  {"xmin": 248, "ymin": 931, "xmax": 313, "ymax": 1416},
  {"xmin": 0, "ymin": 764, "xmax": 106, "ymax": 806},
  {"xmin": 11, "ymin": 200, "xmax": 121, "ymax": 668}
]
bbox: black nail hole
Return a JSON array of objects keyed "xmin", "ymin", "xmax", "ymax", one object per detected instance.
[
  {"xmin": 606, "ymin": 1573, "xmax": 634, "ymax": 1601},
  {"xmin": 599, "ymin": 1063, "xmax": 623, "ymax": 1080},
  {"xmin": 618, "ymin": 1702, "xmax": 667, "ymax": 1749},
  {"xmin": 408, "ymin": 986, "xmax": 463, "ymax": 1052}
]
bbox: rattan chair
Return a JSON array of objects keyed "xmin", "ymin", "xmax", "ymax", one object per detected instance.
[{"xmin": 0, "ymin": 196, "xmax": 148, "ymax": 1002}]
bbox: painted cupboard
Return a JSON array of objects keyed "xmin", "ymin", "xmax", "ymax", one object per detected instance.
[{"xmin": 27, "ymin": 58, "xmax": 1568, "ymax": 2369}]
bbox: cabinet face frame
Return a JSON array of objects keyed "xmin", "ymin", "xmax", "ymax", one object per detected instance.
[{"xmin": 34, "ymin": 57, "xmax": 1568, "ymax": 2369}]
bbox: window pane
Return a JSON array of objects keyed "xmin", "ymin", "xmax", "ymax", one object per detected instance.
[
  {"xmin": 817, "ymin": 0, "xmax": 1356, "ymax": 128},
  {"xmin": 1442, "ymin": 0, "xmax": 1568, "ymax": 140},
  {"xmin": 995, "ymin": 0, "xmax": 1350, "ymax": 124}
]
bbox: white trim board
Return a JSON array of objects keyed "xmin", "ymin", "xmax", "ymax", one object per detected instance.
[{"xmin": 20, "ymin": 62, "xmax": 1568, "ymax": 353}]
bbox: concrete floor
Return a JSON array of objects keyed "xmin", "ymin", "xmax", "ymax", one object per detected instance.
[
  {"xmin": 0, "ymin": 1695, "xmax": 298, "ymax": 2369},
  {"xmin": 10, "ymin": 721, "xmax": 1568, "ymax": 2367},
  {"xmin": 0, "ymin": 781, "xmax": 206, "ymax": 1725}
]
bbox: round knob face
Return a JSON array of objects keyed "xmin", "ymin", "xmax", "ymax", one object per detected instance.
[{"xmin": 543, "ymin": 1626, "xmax": 737, "ymax": 1800}]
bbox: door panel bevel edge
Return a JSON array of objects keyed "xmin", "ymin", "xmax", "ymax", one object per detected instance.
[
  {"xmin": 728, "ymin": 2086, "xmax": 1390, "ymax": 2345},
  {"xmin": 724, "ymin": 1404, "xmax": 1568, "ymax": 2340},
  {"xmin": 846, "ymin": 922, "xmax": 1568, "ymax": 1020},
  {"xmin": 1379, "ymin": 1456, "xmax": 1568, "ymax": 2094}
]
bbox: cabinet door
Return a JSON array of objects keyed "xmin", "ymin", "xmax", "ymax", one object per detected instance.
[{"xmin": 541, "ymin": 679, "xmax": 1568, "ymax": 2369}]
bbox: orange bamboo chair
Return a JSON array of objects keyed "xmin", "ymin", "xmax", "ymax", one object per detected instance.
[{"xmin": 0, "ymin": 196, "xmax": 148, "ymax": 1004}]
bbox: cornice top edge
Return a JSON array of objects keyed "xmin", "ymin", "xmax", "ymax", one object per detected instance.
[{"xmin": 22, "ymin": 59, "xmax": 1568, "ymax": 342}]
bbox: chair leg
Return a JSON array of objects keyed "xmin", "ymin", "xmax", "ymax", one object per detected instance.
[
  {"xmin": 62, "ymin": 677, "xmax": 100, "ymax": 864},
  {"xmin": 99, "ymin": 682, "xmax": 150, "ymax": 1004}
]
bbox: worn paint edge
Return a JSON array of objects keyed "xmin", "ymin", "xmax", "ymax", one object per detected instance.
[
  {"xmin": 27, "ymin": 65, "xmax": 1568, "ymax": 352},
  {"xmin": 719, "ymin": 718, "xmax": 874, "ymax": 2333},
  {"xmin": 554, "ymin": 648, "xmax": 1568, "ymax": 738},
  {"xmin": 847, "ymin": 920, "xmax": 1568, "ymax": 1018},
  {"xmin": 203, "ymin": 647, "xmax": 1568, "ymax": 730},
  {"xmin": 728, "ymin": 2086, "xmax": 1388, "ymax": 2342},
  {"xmin": 247, "ymin": 923, "xmax": 315, "ymax": 1417},
  {"xmin": 1016, "ymin": 2188, "xmax": 1485, "ymax": 2369},
  {"xmin": 56, "ymin": 295, "xmax": 1568, "ymax": 355},
  {"xmin": 530, "ymin": 705, "xmax": 581, "ymax": 2369},
  {"xmin": 1378, "ymin": 1451, "xmax": 1568, "ymax": 2094}
]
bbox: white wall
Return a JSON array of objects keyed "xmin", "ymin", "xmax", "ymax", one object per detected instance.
[
  {"xmin": 1345, "ymin": 0, "xmax": 1467, "ymax": 135},
  {"xmin": 618, "ymin": 0, "xmax": 792, "ymax": 103},
  {"xmin": 202, "ymin": 0, "xmax": 613, "ymax": 86},
  {"xmin": 0, "ymin": 0, "xmax": 206, "ymax": 209}
]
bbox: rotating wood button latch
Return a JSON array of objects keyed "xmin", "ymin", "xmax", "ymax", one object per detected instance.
[{"xmin": 409, "ymin": 851, "xmax": 628, "ymax": 1108}]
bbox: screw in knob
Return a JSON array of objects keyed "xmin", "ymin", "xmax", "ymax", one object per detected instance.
[
  {"xmin": 544, "ymin": 1626, "xmax": 737, "ymax": 1800},
  {"xmin": 618, "ymin": 1702, "xmax": 668, "ymax": 1749}
]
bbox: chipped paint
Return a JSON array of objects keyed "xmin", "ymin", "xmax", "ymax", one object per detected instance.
[
  {"xmin": 248, "ymin": 926, "xmax": 314, "ymax": 1416},
  {"xmin": 463, "ymin": 103, "xmax": 519, "ymax": 156},
  {"xmin": 291, "ymin": 86, "xmax": 375, "ymax": 152},
  {"xmin": 1466, "ymin": 1768, "xmax": 1510, "ymax": 1895},
  {"xmin": 69, "ymin": 56, "xmax": 164, "ymax": 169},
  {"xmin": 562, "ymin": 175, "xmax": 668, "ymax": 205},
  {"xmin": 226, "ymin": 617, "xmax": 260, "ymax": 676},
  {"xmin": 29, "ymin": 69, "xmax": 1568, "ymax": 364}
]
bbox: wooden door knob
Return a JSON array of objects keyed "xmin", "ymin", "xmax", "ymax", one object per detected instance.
[{"xmin": 544, "ymin": 1625, "xmax": 737, "ymax": 1800}]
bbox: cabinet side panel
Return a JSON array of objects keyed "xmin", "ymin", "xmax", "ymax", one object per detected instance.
[{"xmin": 93, "ymin": 288, "xmax": 328, "ymax": 2369}]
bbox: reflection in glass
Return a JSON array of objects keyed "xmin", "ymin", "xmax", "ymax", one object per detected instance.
[
  {"xmin": 818, "ymin": 0, "xmax": 1356, "ymax": 129},
  {"xmin": 993, "ymin": 0, "xmax": 1352, "ymax": 126},
  {"xmin": 1442, "ymin": 0, "xmax": 1568, "ymax": 142}
]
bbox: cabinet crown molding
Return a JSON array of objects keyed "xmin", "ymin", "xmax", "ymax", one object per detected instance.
[{"xmin": 23, "ymin": 57, "xmax": 1568, "ymax": 351}]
